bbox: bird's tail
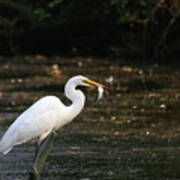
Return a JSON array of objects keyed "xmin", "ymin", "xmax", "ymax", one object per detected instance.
[{"xmin": 0, "ymin": 138, "xmax": 13, "ymax": 155}]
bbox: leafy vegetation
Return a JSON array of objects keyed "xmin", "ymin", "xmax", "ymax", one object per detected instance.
[{"xmin": 0, "ymin": 0, "xmax": 179, "ymax": 61}]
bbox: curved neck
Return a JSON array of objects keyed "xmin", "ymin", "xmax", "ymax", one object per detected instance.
[{"xmin": 65, "ymin": 80, "xmax": 85, "ymax": 119}]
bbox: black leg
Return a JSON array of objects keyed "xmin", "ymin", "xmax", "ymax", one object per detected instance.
[
  {"xmin": 33, "ymin": 143, "xmax": 40, "ymax": 162},
  {"xmin": 29, "ymin": 132, "xmax": 56, "ymax": 180}
]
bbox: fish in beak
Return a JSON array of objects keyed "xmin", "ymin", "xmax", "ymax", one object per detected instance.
[{"xmin": 84, "ymin": 79, "xmax": 108, "ymax": 101}]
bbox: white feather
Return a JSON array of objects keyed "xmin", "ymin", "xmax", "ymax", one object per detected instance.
[{"xmin": 0, "ymin": 96, "xmax": 66, "ymax": 154}]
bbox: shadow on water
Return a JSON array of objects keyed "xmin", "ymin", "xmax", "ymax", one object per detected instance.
[{"xmin": 0, "ymin": 57, "xmax": 180, "ymax": 179}]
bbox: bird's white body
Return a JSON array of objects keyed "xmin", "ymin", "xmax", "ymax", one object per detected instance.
[
  {"xmin": 0, "ymin": 75, "xmax": 90, "ymax": 155},
  {"xmin": 0, "ymin": 96, "xmax": 69, "ymax": 154}
]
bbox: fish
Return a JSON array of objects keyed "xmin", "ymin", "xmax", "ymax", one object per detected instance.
[{"xmin": 97, "ymin": 86, "xmax": 104, "ymax": 101}]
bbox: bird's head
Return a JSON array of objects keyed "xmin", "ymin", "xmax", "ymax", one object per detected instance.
[
  {"xmin": 65, "ymin": 75, "xmax": 108, "ymax": 102},
  {"xmin": 69, "ymin": 75, "xmax": 106, "ymax": 89}
]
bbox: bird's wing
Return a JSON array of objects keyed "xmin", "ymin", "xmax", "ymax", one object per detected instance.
[
  {"xmin": 14, "ymin": 109, "xmax": 58, "ymax": 145},
  {"xmin": 0, "ymin": 96, "xmax": 62, "ymax": 154}
]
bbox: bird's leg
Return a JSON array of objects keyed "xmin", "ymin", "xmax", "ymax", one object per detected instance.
[
  {"xmin": 29, "ymin": 132, "xmax": 56, "ymax": 180},
  {"xmin": 33, "ymin": 142, "xmax": 41, "ymax": 162}
]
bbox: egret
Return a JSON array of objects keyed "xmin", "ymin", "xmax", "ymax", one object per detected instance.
[{"xmin": 0, "ymin": 75, "xmax": 106, "ymax": 179}]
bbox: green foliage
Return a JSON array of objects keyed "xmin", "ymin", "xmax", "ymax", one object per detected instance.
[
  {"xmin": 0, "ymin": 0, "xmax": 176, "ymax": 27},
  {"xmin": 0, "ymin": 0, "xmax": 179, "ymax": 59},
  {"xmin": 32, "ymin": 0, "xmax": 63, "ymax": 21}
]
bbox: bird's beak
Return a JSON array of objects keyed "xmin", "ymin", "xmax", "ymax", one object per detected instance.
[
  {"xmin": 84, "ymin": 79, "xmax": 109, "ymax": 96},
  {"xmin": 84, "ymin": 79, "xmax": 106, "ymax": 88}
]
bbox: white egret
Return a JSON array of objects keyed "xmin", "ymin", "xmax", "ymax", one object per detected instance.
[
  {"xmin": 0, "ymin": 75, "xmax": 106, "ymax": 154},
  {"xmin": 0, "ymin": 75, "xmax": 106, "ymax": 179}
]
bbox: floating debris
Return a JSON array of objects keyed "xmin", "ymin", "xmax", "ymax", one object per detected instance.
[
  {"xmin": 51, "ymin": 64, "xmax": 63, "ymax": 77},
  {"xmin": 78, "ymin": 61, "xmax": 83, "ymax": 67},
  {"xmin": 132, "ymin": 105, "xmax": 137, "ymax": 109},
  {"xmin": 105, "ymin": 76, "xmax": 114, "ymax": 84},
  {"xmin": 160, "ymin": 104, "xmax": 166, "ymax": 109},
  {"xmin": 17, "ymin": 78, "xmax": 23, "ymax": 83}
]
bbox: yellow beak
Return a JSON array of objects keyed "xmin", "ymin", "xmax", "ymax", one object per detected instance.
[{"xmin": 84, "ymin": 79, "xmax": 106, "ymax": 88}]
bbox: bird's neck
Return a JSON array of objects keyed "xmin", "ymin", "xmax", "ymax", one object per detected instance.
[{"xmin": 65, "ymin": 82, "xmax": 85, "ymax": 120}]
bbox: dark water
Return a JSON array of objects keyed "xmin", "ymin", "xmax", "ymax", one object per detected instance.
[{"xmin": 0, "ymin": 57, "xmax": 180, "ymax": 180}]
